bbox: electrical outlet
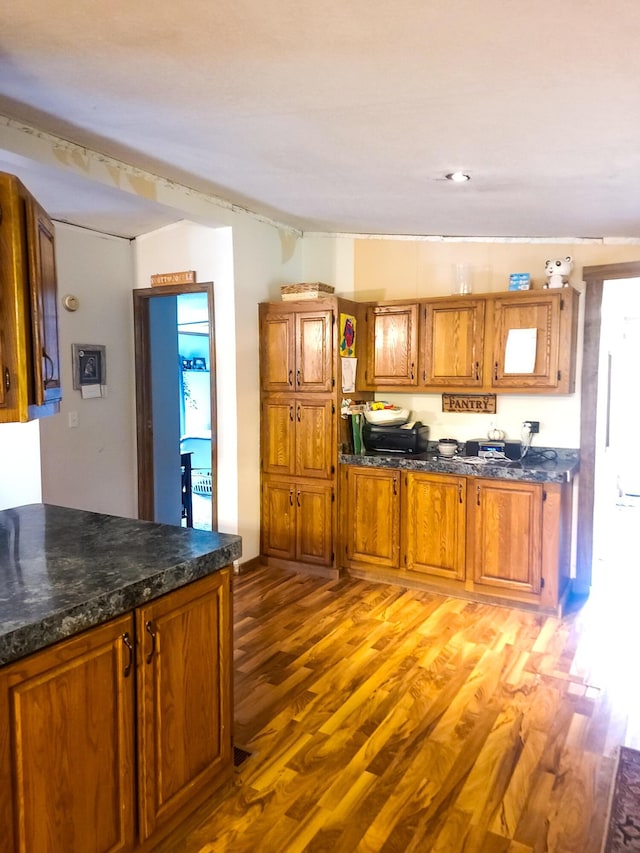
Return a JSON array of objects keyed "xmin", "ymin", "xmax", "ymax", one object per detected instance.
[{"xmin": 523, "ymin": 420, "xmax": 540, "ymax": 433}]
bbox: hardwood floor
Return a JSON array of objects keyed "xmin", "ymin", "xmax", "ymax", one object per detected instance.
[{"xmin": 153, "ymin": 547, "xmax": 637, "ymax": 852}]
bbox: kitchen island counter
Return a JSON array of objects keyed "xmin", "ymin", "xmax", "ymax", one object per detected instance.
[
  {"xmin": 340, "ymin": 447, "xmax": 579, "ymax": 484},
  {"xmin": 0, "ymin": 502, "xmax": 242, "ymax": 666}
]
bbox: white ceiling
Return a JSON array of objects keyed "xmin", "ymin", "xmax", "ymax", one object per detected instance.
[{"xmin": 2, "ymin": 0, "xmax": 640, "ymax": 240}]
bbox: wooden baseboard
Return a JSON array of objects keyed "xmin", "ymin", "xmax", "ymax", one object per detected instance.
[
  {"xmin": 261, "ymin": 555, "xmax": 342, "ymax": 580},
  {"xmin": 234, "ymin": 555, "xmax": 262, "ymax": 575},
  {"xmin": 345, "ymin": 564, "xmax": 565, "ymax": 617}
]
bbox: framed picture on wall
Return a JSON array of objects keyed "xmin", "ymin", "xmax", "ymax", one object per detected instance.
[{"xmin": 72, "ymin": 344, "xmax": 106, "ymax": 388}]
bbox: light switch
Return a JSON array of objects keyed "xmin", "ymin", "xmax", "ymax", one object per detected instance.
[{"xmin": 68, "ymin": 411, "xmax": 79, "ymax": 428}]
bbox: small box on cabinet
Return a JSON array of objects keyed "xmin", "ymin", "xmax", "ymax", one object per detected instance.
[{"xmin": 509, "ymin": 273, "xmax": 531, "ymax": 291}]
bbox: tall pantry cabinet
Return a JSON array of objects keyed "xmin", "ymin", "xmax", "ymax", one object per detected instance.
[{"xmin": 259, "ymin": 298, "xmax": 367, "ymax": 576}]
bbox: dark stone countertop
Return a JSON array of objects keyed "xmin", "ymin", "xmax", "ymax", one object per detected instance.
[
  {"xmin": 0, "ymin": 503, "xmax": 242, "ymax": 666},
  {"xmin": 339, "ymin": 447, "xmax": 579, "ymax": 484}
]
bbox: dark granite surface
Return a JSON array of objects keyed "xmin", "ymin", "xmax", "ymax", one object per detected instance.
[
  {"xmin": 0, "ymin": 503, "xmax": 242, "ymax": 666},
  {"xmin": 339, "ymin": 447, "xmax": 579, "ymax": 484}
]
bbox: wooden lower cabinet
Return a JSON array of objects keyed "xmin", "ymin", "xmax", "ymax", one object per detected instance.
[
  {"xmin": 468, "ymin": 478, "xmax": 542, "ymax": 596},
  {"xmin": 0, "ymin": 570, "xmax": 232, "ymax": 853},
  {"xmin": 136, "ymin": 570, "xmax": 232, "ymax": 842},
  {"xmin": 402, "ymin": 471, "xmax": 466, "ymax": 581},
  {"xmin": 262, "ymin": 476, "xmax": 333, "ymax": 568},
  {"xmin": 344, "ymin": 466, "xmax": 400, "ymax": 568},
  {"xmin": 342, "ymin": 466, "xmax": 570, "ymax": 613}
]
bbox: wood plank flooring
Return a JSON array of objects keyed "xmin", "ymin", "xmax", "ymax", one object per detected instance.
[{"xmin": 152, "ymin": 559, "xmax": 635, "ymax": 852}]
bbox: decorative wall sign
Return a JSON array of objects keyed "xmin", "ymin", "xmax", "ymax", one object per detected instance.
[
  {"xmin": 442, "ymin": 393, "xmax": 496, "ymax": 414},
  {"xmin": 150, "ymin": 270, "xmax": 196, "ymax": 287}
]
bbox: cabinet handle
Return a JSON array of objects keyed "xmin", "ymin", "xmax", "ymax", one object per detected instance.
[
  {"xmin": 393, "ymin": 477, "xmax": 398, "ymax": 496},
  {"xmin": 477, "ymin": 484, "xmax": 481, "ymax": 506},
  {"xmin": 297, "ymin": 404, "xmax": 301, "ymax": 422},
  {"xmin": 474, "ymin": 361, "xmax": 479, "ymax": 381},
  {"xmin": 122, "ymin": 632, "xmax": 134, "ymax": 677},
  {"xmin": 459, "ymin": 482, "xmax": 463, "ymax": 504},
  {"xmin": 288, "ymin": 369, "xmax": 293, "ymax": 387},
  {"xmin": 289, "ymin": 405, "xmax": 294, "ymax": 421},
  {"xmin": 42, "ymin": 350, "xmax": 55, "ymax": 387},
  {"xmin": 3, "ymin": 367, "xmax": 9, "ymax": 393},
  {"xmin": 145, "ymin": 620, "xmax": 157, "ymax": 664},
  {"xmin": 297, "ymin": 490, "xmax": 301, "ymax": 507},
  {"xmin": 289, "ymin": 489, "xmax": 294, "ymax": 506},
  {"xmin": 494, "ymin": 361, "xmax": 499, "ymax": 381},
  {"xmin": 410, "ymin": 362, "xmax": 415, "ymax": 380},
  {"xmin": 296, "ymin": 369, "xmax": 301, "ymax": 386}
]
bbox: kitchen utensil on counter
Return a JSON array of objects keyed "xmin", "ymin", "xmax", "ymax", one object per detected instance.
[{"xmin": 437, "ymin": 438, "xmax": 459, "ymax": 457}]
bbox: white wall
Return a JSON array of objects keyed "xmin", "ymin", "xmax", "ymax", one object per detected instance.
[
  {"xmin": 0, "ymin": 421, "xmax": 42, "ymax": 509},
  {"xmin": 39, "ymin": 224, "xmax": 137, "ymax": 517},
  {"xmin": 135, "ymin": 219, "xmax": 304, "ymax": 559}
]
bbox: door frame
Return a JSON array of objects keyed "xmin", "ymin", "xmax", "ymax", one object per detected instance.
[
  {"xmin": 577, "ymin": 261, "xmax": 640, "ymax": 593},
  {"xmin": 133, "ymin": 282, "xmax": 217, "ymax": 528}
]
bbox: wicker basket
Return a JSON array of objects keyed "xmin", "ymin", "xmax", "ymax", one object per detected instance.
[{"xmin": 280, "ymin": 282, "xmax": 335, "ymax": 301}]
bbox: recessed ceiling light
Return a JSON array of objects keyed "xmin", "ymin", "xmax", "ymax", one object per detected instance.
[{"xmin": 446, "ymin": 171, "xmax": 471, "ymax": 182}]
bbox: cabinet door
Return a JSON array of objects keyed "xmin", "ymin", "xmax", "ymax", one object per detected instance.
[
  {"xmin": 345, "ymin": 467, "xmax": 400, "ymax": 568},
  {"xmin": 27, "ymin": 198, "xmax": 62, "ymax": 407},
  {"xmin": 402, "ymin": 472, "xmax": 466, "ymax": 580},
  {"xmin": 366, "ymin": 304, "xmax": 419, "ymax": 386},
  {"xmin": 261, "ymin": 477, "xmax": 296, "ymax": 560},
  {"xmin": 491, "ymin": 293, "xmax": 562, "ymax": 389},
  {"xmin": 136, "ymin": 570, "xmax": 232, "ymax": 841},
  {"xmin": 422, "ymin": 299, "xmax": 484, "ymax": 386},
  {"xmin": 296, "ymin": 481, "xmax": 333, "ymax": 565},
  {"xmin": 262, "ymin": 397, "xmax": 295, "ymax": 475},
  {"xmin": 295, "ymin": 310, "xmax": 333, "ymax": 391},
  {"xmin": 0, "ymin": 616, "xmax": 136, "ymax": 853},
  {"xmin": 470, "ymin": 479, "xmax": 542, "ymax": 595},
  {"xmin": 260, "ymin": 311, "xmax": 295, "ymax": 391},
  {"xmin": 295, "ymin": 397, "xmax": 334, "ymax": 478}
]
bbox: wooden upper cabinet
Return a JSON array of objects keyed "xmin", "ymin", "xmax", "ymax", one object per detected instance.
[
  {"xmin": 136, "ymin": 571, "xmax": 232, "ymax": 842},
  {"xmin": 422, "ymin": 299, "xmax": 485, "ymax": 386},
  {"xmin": 365, "ymin": 303, "xmax": 419, "ymax": 387},
  {"xmin": 402, "ymin": 471, "xmax": 466, "ymax": 580},
  {"xmin": 27, "ymin": 196, "xmax": 62, "ymax": 407},
  {"xmin": 469, "ymin": 478, "xmax": 543, "ymax": 595},
  {"xmin": 491, "ymin": 290, "xmax": 576, "ymax": 392},
  {"xmin": 260, "ymin": 311, "xmax": 295, "ymax": 391},
  {"xmin": 296, "ymin": 310, "xmax": 333, "ymax": 391},
  {"xmin": 0, "ymin": 615, "xmax": 136, "ymax": 853},
  {"xmin": 0, "ymin": 171, "xmax": 62, "ymax": 423},
  {"xmin": 345, "ymin": 466, "xmax": 400, "ymax": 568},
  {"xmin": 260, "ymin": 306, "xmax": 333, "ymax": 392}
]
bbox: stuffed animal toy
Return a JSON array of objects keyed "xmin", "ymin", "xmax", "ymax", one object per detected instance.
[{"xmin": 544, "ymin": 256, "xmax": 573, "ymax": 288}]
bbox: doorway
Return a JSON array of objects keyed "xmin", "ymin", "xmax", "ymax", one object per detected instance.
[
  {"xmin": 591, "ymin": 278, "xmax": 640, "ymax": 591},
  {"xmin": 133, "ymin": 282, "xmax": 217, "ymax": 530},
  {"xmin": 578, "ymin": 261, "xmax": 640, "ymax": 594}
]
